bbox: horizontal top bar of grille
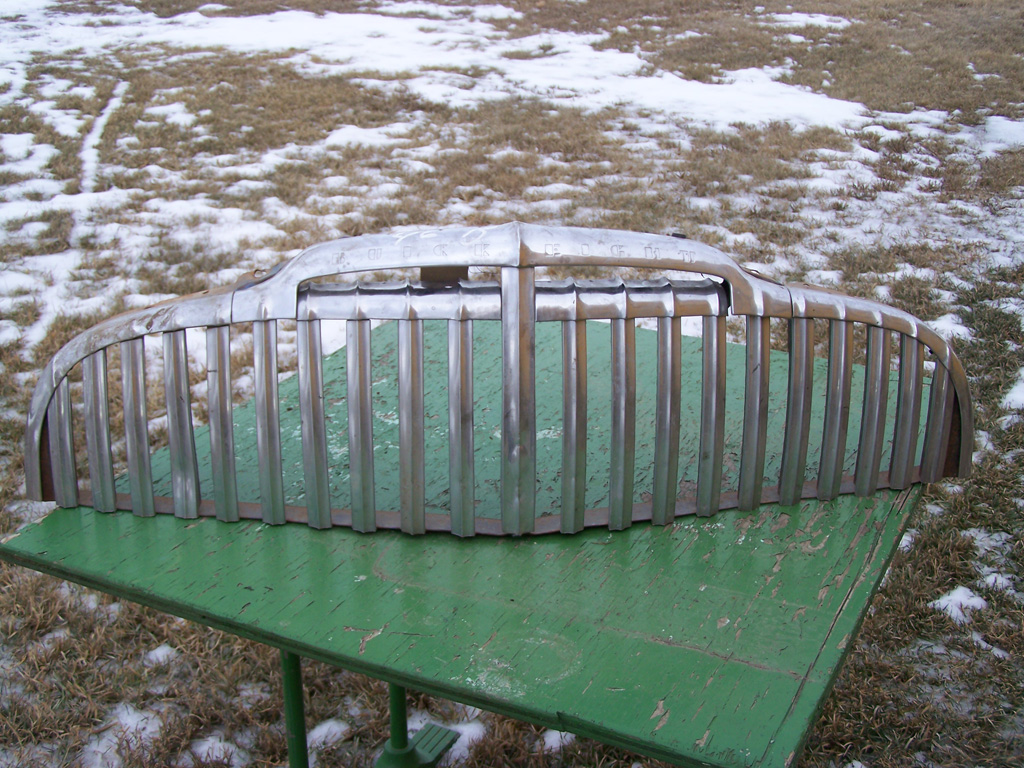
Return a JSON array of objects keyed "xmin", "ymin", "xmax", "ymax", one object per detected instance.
[
  {"xmin": 297, "ymin": 278, "xmax": 727, "ymax": 322},
  {"xmin": 231, "ymin": 223, "xmax": 793, "ymax": 319}
]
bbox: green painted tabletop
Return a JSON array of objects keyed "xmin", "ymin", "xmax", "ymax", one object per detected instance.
[
  {"xmin": 1, "ymin": 322, "xmax": 920, "ymax": 767},
  {"xmin": 3, "ymin": 485, "xmax": 916, "ymax": 767}
]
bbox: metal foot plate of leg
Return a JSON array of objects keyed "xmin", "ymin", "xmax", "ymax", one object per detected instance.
[{"xmin": 375, "ymin": 723, "xmax": 460, "ymax": 768}]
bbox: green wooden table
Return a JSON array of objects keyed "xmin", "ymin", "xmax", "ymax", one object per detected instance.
[
  {"xmin": 2, "ymin": 488, "xmax": 914, "ymax": 767},
  {"xmin": 2, "ymin": 325, "xmax": 918, "ymax": 768}
]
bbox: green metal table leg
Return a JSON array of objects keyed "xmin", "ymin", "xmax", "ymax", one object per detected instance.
[
  {"xmin": 376, "ymin": 683, "xmax": 459, "ymax": 768},
  {"xmin": 281, "ymin": 649, "xmax": 309, "ymax": 768},
  {"xmin": 390, "ymin": 682, "xmax": 410, "ymax": 751}
]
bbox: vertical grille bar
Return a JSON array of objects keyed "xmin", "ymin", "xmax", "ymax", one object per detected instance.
[
  {"xmin": 501, "ymin": 267, "xmax": 536, "ymax": 535},
  {"xmin": 398, "ymin": 319, "xmax": 426, "ymax": 534},
  {"xmin": 448, "ymin": 319, "xmax": 475, "ymax": 537},
  {"xmin": 697, "ymin": 315, "xmax": 726, "ymax": 516},
  {"xmin": 817, "ymin": 320, "xmax": 854, "ymax": 501},
  {"xmin": 889, "ymin": 336, "xmax": 924, "ymax": 489},
  {"xmin": 83, "ymin": 349, "xmax": 116, "ymax": 512},
  {"xmin": 206, "ymin": 325, "xmax": 238, "ymax": 522},
  {"xmin": 47, "ymin": 377, "xmax": 78, "ymax": 508},
  {"xmin": 348, "ymin": 319, "xmax": 376, "ymax": 533},
  {"xmin": 298, "ymin": 318, "xmax": 331, "ymax": 529},
  {"xmin": 608, "ymin": 318, "xmax": 637, "ymax": 530},
  {"xmin": 254, "ymin": 320, "xmax": 285, "ymax": 524},
  {"xmin": 121, "ymin": 337, "xmax": 154, "ymax": 517},
  {"xmin": 651, "ymin": 315, "xmax": 681, "ymax": 525},
  {"xmin": 920, "ymin": 363, "xmax": 954, "ymax": 483},
  {"xmin": 855, "ymin": 326, "xmax": 891, "ymax": 496},
  {"xmin": 561, "ymin": 319, "xmax": 587, "ymax": 533},
  {"xmin": 163, "ymin": 329, "xmax": 200, "ymax": 519},
  {"xmin": 779, "ymin": 318, "xmax": 814, "ymax": 505},
  {"xmin": 738, "ymin": 316, "xmax": 770, "ymax": 511}
]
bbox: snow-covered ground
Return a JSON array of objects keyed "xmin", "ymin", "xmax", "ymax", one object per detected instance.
[
  {"xmin": 2, "ymin": 1, "xmax": 1022, "ymax": 348},
  {"xmin": 2, "ymin": 1, "xmax": 1023, "ymax": 767},
  {"xmin": 4, "ymin": 2, "xmax": 868, "ymax": 124}
]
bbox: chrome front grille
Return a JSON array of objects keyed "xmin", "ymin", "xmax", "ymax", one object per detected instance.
[{"xmin": 25, "ymin": 223, "xmax": 973, "ymax": 535}]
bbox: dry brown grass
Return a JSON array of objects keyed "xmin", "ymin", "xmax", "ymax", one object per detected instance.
[
  {"xmin": 0, "ymin": 568, "xmax": 291, "ymax": 761},
  {"xmin": 101, "ymin": 48, "xmax": 442, "ymax": 169},
  {"xmin": 780, "ymin": 0, "xmax": 1024, "ymax": 121},
  {"xmin": 2, "ymin": 1, "xmax": 1024, "ymax": 767},
  {"xmin": 50, "ymin": 0, "xmax": 373, "ymax": 18},
  {"xmin": 488, "ymin": 0, "xmax": 1024, "ymax": 121}
]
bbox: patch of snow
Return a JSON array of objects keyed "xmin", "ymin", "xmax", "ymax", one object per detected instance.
[
  {"xmin": 235, "ymin": 682, "xmax": 271, "ymax": 706},
  {"xmin": 962, "ymin": 528, "xmax": 1013, "ymax": 560},
  {"xmin": 981, "ymin": 572, "xmax": 1016, "ymax": 593},
  {"xmin": 307, "ymin": 718, "xmax": 351, "ymax": 750},
  {"xmin": 643, "ymin": 66, "xmax": 865, "ymax": 130},
  {"xmin": 471, "ymin": 4, "xmax": 523, "ymax": 20},
  {"xmin": 978, "ymin": 116, "xmax": 1024, "ymax": 158},
  {"xmin": 927, "ymin": 313, "xmax": 973, "ymax": 342},
  {"xmin": 80, "ymin": 82, "xmax": 129, "ymax": 194},
  {"xmin": 4, "ymin": 147, "xmax": 59, "ymax": 178},
  {"xmin": 0, "ymin": 319, "xmax": 20, "ymax": 346},
  {"xmin": 28, "ymin": 98, "xmax": 87, "ymax": 137},
  {"xmin": 80, "ymin": 704, "xmax": 163, "ymax": 768},
  {"xmin": 929, "ymin": 586, "xmax": 988, "ymax": 625},
  {"xmin": 100, "ymin": 602, "xmax": 122, "ymax": 624},
  {"xmin": 1002, "ymin": 367, "xmax": 1024, "ymax": 410},
  {"xmin": 985, "ymin": 296, "xmax": 1024, "ymax": 327},
  {"xmin": 973, "ymin": 430, "xmax": 993, "ymax": 464},
  {"xmin": 176, "ymin": 733, "xmax": 249, "ymax": 768},
  {"xmin": 399, "ymin": 158, "xmax": 434, "ymax": 174},
  {"xmin": 325, "ymin": 123, "xmax": 413, "ymax": 148},
  {"xmin": 3, "ymin": 178, "xmax": 64, "ymax": 202},
  {"xmin": 524, "ymin": 182, "xmax": 577, "ymax": 197},
  {"xmin": 143, "ymin": 643, "xmax": 179, "ymax": 666},
  {"xmin": 77, "ymin": 592, "xmax": 100, "ymax": 612},
  {"xmin": 977, "ymin": 568, "xmax": 1024, "ymax": 604},
  {"xmin": 1, "ymin": 133, "xmax": 58, "ymax": 175},
  {"xmin": 146, "ymin": 102, "xmax": 196, "ymax": 127},
  {"xmin": 762, "ymin": 13, "xmax": 852, "ymax": 30},
  {"xmin": 0, "ymin": 743, "xmax": 63, "ymax": 768},
  {"xmin": 375, "ymin": 0, "xmax": 461, "ymax": 17},
  {"xmin": 856, "ymin": 122, "xmax": 897, "ymax": 148},
  {"xmin": 899, "ymin": 529, "xmax": 918, "ymax": 553},
  {"xmin": 805, "ymin": 269, "xmax": 842, "ymax": 285},
  {"xmin": 4, "ymin": 499, "xmax": 56, "ymax": 524},
  {"xmin": 541, "ymin": 729, "xmax": 576, "ymax": 752},
  {"xmin": 970, "ymin": 631, "xmax": 1010, "ymax": 659},
  {"xmin": 907, "ymin": 639, "xmax": 950, "ymax": 657},
  {"xmin": 39, "ymin": 627, "xmax": 69, "ymax": 650},
  {"xmin": 442, "ymin": 718, "xmax": 487, "ymax": 764},
  {"xmin": 378, "ymin": 0, "xmax": 520, "ymax": 20}
]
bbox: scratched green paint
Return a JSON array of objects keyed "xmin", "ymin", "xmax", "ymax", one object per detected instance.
[
  {"xmin": 2, "ymin": 486, "xmax": 916, "ymax": 767},
  {"xmin": 124, "ymin": 322, "xmax": 911, "ymax": 522}
]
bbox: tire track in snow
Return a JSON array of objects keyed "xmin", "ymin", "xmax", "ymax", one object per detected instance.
[{"xmin": 80, "ymin": 81, "xmax": 128, "ymax": 194}]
